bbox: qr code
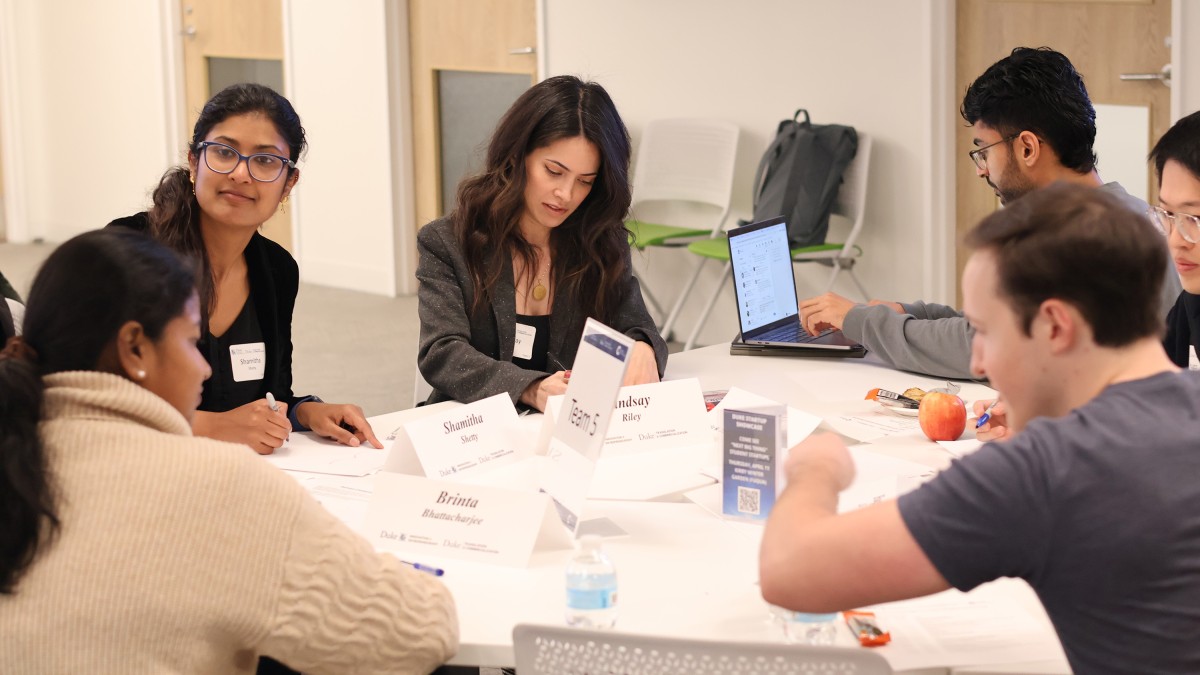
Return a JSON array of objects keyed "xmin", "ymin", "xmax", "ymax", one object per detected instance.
[{"xmin": 737, "ymin": 485, "xmax": 761, "ymax": 515}]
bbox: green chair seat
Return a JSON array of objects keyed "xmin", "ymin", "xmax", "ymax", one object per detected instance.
[
  {"xmin": 627, "ymin": 220, "xmax": 712, "ymax": 249},
  {"xmin": 686, "ymin": 237, "xmax": 732, "ymax": 261},
  {"xmin": 790, "ymin": 243, "xmax": 863, "ymax": 259},
  {"xmin": 686, "ymin": 238, "xmax": 863, "ymax": 262}
]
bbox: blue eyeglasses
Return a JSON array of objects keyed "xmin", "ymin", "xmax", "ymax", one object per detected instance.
[{"xmin": 195, "ymin": 141, "xmax": 295, "ymax": 182}]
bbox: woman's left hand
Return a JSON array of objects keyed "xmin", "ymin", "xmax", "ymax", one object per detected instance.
[
  {"xmin": 295, "ymin": 401, "xmax": 384, "ymax": 449},
  {"xmin": 622, "ymin": 341, "xmax": 661, "ymax": 386}
]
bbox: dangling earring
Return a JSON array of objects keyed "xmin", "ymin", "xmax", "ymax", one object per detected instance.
[
  {"xmin": 279, "ymin": 195, "xmax": 289, "ymax": 214},
  {"xmin": 189, "ymin": 174, "xmax": 196, "ymax": 194}
]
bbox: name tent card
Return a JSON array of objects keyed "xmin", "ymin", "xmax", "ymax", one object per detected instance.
[
  {"xmin": 722, "ymin": 405, "xmax": 787, "ymax": 521},
  {"xmin": 543, "ymin": 378, "xmax": 709, "ymax": 453},
  {"xmin": 385, "ymin": 393, "xmax": 525, "ymax": 479},
  {"xmin": 538, "ymin": 318, "xmax": 634, "ymax": 533},
  {"xmin": 365, "ymin": 469, "xmax": 572, "ymax": 567}
]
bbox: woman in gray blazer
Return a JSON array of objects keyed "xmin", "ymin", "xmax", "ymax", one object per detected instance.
[{"xmin": 417, "ymin": 75, "xmax": 667, "ymax": 410}]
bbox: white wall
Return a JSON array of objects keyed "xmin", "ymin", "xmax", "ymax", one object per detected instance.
[
  {"xmin": 285, "ymin": 0, "xmax": 410, "ymax": 296},
  {"xmin": 0, "ymin": 0, "xmax": 176, "ymax": 242},
  {"xmin": 545, "ymin": 0, "xmax": 953, "ymax": 347}
]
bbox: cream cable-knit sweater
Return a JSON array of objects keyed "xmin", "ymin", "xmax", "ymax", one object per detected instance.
[{"xmin": 0, "ymin": 371, "xmax": 458, "ymax": 674}]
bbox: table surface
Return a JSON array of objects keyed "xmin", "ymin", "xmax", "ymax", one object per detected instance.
[{"xmin": 290, "ymin": 344, "xmax": 1071, "ymax": 675}]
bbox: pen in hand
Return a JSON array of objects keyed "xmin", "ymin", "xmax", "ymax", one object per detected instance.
[
  {"xmin": 549, "ymin": 354, "xmax": 571, "ymax": 381},
  {"xmin": 975, "ymin": 400, "xmax": 999, "ymax": 429},
  {"xmin": 266, "ymin": 392, "xmax": 289, "ymax": 441},
  {"xmin": 401, "ymin": 560, "xmax": 445, "ymax": 577}
]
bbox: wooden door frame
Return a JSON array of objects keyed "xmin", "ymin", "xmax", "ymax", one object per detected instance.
[{"xmin": 154, "ymin": 0, "xmax": 545, "ymax": 296}]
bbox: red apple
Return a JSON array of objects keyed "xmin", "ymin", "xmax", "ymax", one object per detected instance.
[{"xmin": 918, "ymin": 391, "xmax": 967, "ymax": 441}]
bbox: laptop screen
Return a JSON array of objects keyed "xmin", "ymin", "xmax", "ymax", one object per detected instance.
[{"xmin": 727, "ymin": 218, "xmax": 799, "ymax": 335}]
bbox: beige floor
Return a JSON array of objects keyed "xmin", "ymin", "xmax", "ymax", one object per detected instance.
[{"xmin": 1, "ymin": 241, "xmax": 422, "ymax": 416}]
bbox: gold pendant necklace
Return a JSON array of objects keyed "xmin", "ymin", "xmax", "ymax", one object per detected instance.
[{"xmin": 532, "ymin": 276, "xmax": 547, "ymax": 301}]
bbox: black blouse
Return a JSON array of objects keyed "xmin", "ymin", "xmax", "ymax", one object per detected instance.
[
  {"xmin": 199, "ymin": 297, "xmax": 267, "ymax": 413},
  {"xmin": 512, "ymin": 313, "xmax": 552, "ymax": 373}
]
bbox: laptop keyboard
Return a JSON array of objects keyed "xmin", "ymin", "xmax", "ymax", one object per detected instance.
[{"xmin": 755, "ymin": 323, "xmax": 836, "ymax": 344}]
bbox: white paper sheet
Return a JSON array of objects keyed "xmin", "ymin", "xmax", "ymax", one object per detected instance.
[
  {"xmin": 937, "ymin": 439, "xmax": 984, "ymax": 458},
  {"xmin": 263, "ymin": 432, "xmax": 389, "ymax": 476},
  {"xmin": 290, "ymin": 473, "xmax": 376, "ymax": 530},
  {"xmin": 867, "ymin": 588, "xmax": 1068, "ymax": 671},
  {"xmin": 825, "ymin": 401, "xmax": 923, "ymax": 442}
]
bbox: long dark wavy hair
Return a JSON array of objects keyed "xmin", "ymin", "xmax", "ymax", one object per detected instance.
[
  {"xmin": 452, "ymin": 75, "xmax": 633, "ymax": 320},
  {"xmin": 0, "ymin": 229, "xmax": 196, "ymax": 595},
  {"xmin": 148, "ymin": 83, "xmax": 306, "ymax": 324}
]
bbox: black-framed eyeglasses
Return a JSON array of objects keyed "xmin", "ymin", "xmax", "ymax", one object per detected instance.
[
  {"xmin": 1149, "ymin": 205, "xmax": 1200, "ymax": 244},
  {"xmin": 968, "ymin": 133, "xmax": 1020, "ymax": 171},
  {"xmin": 195, "ymin": 140, "xmax": 296, "ymax": 183}
]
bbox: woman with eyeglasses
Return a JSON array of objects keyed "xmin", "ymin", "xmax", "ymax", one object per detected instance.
[
  {"xmin": 1150, "ymin": 110, "xmax": 1200, "ymax": 370},
  {"xmin": 110, "ymin": 83, "xmax": 380, "ymax": 454},
  {"xmin": 0, "ymin": 228, "xmax": 457, "ymax": 673},
  {"xmin": 417, "ymin": 75, "xmax": 667, "ymax": 411}
]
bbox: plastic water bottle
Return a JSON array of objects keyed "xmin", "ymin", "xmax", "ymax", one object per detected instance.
[
  {"xmin": 775, "ymin": 607, "xmax": 838, "ymax": 645},
  {"xmin": 564, "ymin": 535, "xmax": 618, "ymax": 629}
]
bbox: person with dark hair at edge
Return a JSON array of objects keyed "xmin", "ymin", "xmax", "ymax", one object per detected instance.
[
  {"xmin": 797, "ymin": 47, "xmax": 1181, "ymax": 383},
  {"xmin": 1149, "ymin": 110, "xmax": 1200, "ymax": 370},
  {"xmin": 761, "ymin": 184, "xmax": 1200, "ymax": 674},
  {"xmin": 417, "ymin": 75, "xmax": 667, "ymax": 411},
  {"xmin": 0, "ymin": 229, "xmax": 457, "ymax": 674},
  {"xmin": 110, "ymin": 83, "xmax": 381, "ymax": 455}
]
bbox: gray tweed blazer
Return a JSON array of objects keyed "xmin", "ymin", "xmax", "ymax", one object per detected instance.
[{"xmin": 416, "ymin": 218, "xmax": 667, "ymax": 406}]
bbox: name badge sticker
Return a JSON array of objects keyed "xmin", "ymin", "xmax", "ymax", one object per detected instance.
[
  {"xmin": 514, "ymin": 322, "xmax": 536, "ymax": 360},
  {"xmin": 230, "ymin": 342, "xmax": 267, "ymax": 382}
]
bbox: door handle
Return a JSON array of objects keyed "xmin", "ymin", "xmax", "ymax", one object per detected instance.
[
  {"xmin": 1120, "ymin": 64, "xmax": 1171, "ymax": 86},
  {"xmin": 508, "ymin": 47, "xmax": 536, "ymax": 55}
]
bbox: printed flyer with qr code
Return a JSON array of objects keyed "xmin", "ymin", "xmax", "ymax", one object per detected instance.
[{"xmin": 721, "ymin": 405, "xmax": 786, "ymax": 521}]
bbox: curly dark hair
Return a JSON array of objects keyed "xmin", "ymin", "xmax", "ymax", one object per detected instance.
[
  {"xmin": 961, "ymin": 47, "xmax": 1097, "ymax": 174},
  {"xmin": 452, "ymin": 75, "xmax": 633, "ymax": 322}
]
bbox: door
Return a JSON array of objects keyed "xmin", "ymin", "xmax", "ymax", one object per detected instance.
[
  {"xmin": 408, "ymin": 0, "xmax": 538, "ymax": 229},
  {"xmin": 954, "ymin": 0, "xmax": 1172, "ymax": 303},
  {"xmin": 180, "ymin": 0, "xmax": 293, "ymax": 252}
]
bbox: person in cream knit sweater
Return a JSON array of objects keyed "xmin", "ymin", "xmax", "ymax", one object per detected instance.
[{"xmin": 0, "ymin": 229, "xmax": 457, "ymax": 674}]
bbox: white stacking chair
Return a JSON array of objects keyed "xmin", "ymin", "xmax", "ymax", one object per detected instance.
[
  {"xmin": 626, "ymin": 118, "xmax": 740, "ymax": 336},
  {"xmin": 513, "ymin": 624, "xmax": 893, "ymax": 675},
  {"xmin": 412, "ymin": 368, "xmax": 433, "ymax": 407},
  {"xmin": 679, "ymin": 133, "xmax": 873, "ymax": 351}
]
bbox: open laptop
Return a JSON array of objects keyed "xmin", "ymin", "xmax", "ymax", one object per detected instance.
[{"xmin": 727, "ymin": 216, "xmax": 865, "ymax": 356}]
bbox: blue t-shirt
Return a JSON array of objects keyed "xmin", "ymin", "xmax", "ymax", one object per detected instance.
[{"xmin": 899, "ymin": 371, "xmax": 1200, "ymax": 675}]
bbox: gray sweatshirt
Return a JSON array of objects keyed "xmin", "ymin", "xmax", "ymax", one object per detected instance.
[{"xmin": 841, "ymin": 182, "xmax": 1181, "ymax": 379}]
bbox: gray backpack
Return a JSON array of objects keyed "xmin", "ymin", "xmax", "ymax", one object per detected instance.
[{"xmin": 749, "ymin": 109, "xmax": 858, "ymax": 248}]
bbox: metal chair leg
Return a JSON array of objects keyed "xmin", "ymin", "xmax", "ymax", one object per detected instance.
[
  {"xmin": 634, "ymin": 271, "xmax": 666, "ymax": 326},
  {"xmin": 661, "ymin": 257, "xmax": 708, "ymax": 340},
  {"xmin": 848, "ymin": 266, "xmax": 871, "ymax": 301},
  {"xmin": 683, "ymin": 261, "xmax": 732, "ymax": 351}
]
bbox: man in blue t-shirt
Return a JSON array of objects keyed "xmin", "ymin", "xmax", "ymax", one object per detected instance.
[{"xmin": 761, "ymin": 183, "xmax": 1200, "ymax": 674}]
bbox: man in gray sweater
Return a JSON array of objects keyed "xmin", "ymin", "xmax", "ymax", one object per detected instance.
[{"xmin": 799, "ymin": 47, "xmax": 1181, "ymax": 379}]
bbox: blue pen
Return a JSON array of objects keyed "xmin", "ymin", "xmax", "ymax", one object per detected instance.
[
  {"xmin": 975, "ymin": 400, "xmax": 1000, "ymax": 429},
  {"xmin": 402, "ymin": 560, "xmax": 445, "ymax": 577}
]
